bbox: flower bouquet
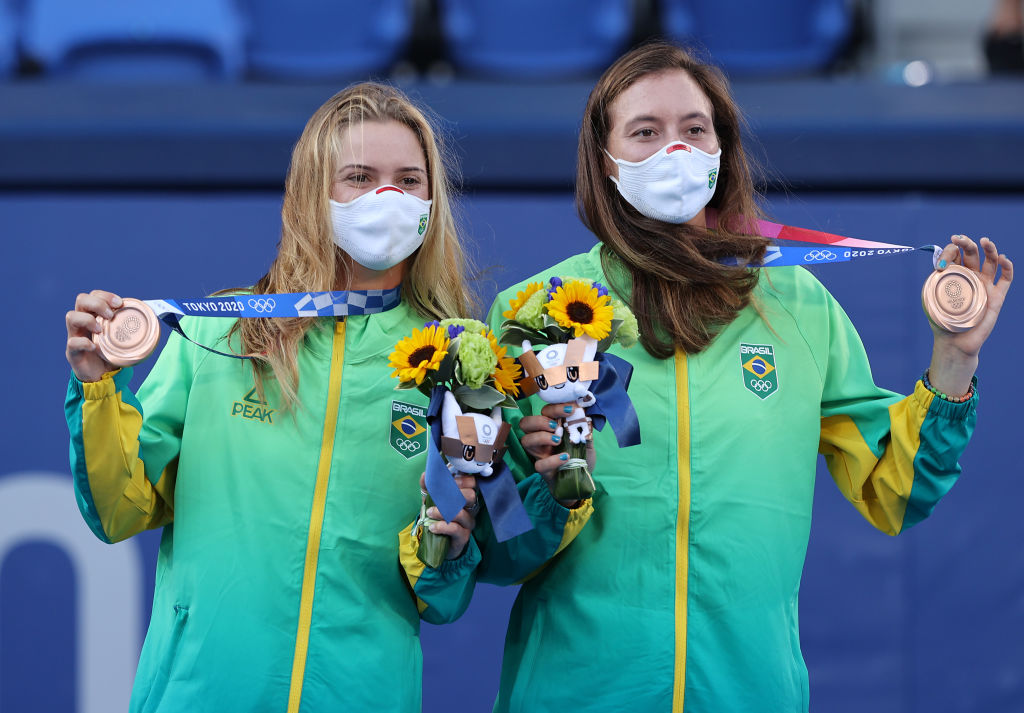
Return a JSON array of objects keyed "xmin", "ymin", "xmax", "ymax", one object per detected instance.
[
  {"xmin": 499, "ymin": 277, "xmax": 640, "ymax": 501},
  {"xmin": 389, "ymin": 318, "xmax": 525, "ymax": 567}
]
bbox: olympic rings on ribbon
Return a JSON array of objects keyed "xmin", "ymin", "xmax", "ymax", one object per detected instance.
[
  {"xmin": 247, "ymin": 297, "xmax": 278, "ymax": 313},
  {"xmin": 803, "ymin": 250, "xmax": 837, "ymax": 262}
]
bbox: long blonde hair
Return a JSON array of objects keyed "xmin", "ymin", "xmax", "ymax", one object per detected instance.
[
  {"xmin": 577, "ymin": 42, "xmax": 769, "ymax": 359},
  {"xmin": 231, "ymin": 82, "xmax": 478, "ymax": 408}
]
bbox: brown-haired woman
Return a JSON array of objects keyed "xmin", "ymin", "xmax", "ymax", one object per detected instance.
[
  {"xmin": 483, "ymin": 42, "xmax": 1013, "ymax": 712},
  {"xmin": 64, "ymin": 82, "xmax": 481, "ymax": 712}
]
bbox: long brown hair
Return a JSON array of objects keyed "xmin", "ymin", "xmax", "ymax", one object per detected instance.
[
  {"xmin": 577, "ymin": 42, "xmax": 769, "ymax": 359},
  {"xmin": 231, "ymin": 82, "xmax": 478, "ymax": 408}
]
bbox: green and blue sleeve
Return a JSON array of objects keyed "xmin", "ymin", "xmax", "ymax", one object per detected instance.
[
  {"xmin": 65, "ymin": 332, "xmax": 193, "ymax": 543},
  {"xmin": 398, "ymin": 524, "xmax": 481, "ymax": 624},
  {"xmin": 816, "ymin": 294, "xmax": 977, "ymax": 535}
]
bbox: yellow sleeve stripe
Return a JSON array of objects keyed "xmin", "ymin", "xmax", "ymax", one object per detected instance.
[
  {"xmin": 80, "ymin": 375, "xmax": 173, "ymax": 542},
  {"xmin": 398, "ymin": 522, "xmax": 430, "ymax": 615},
  {"xmin": 819, "ymin": 388, "xmax": 931, "ymax": 536},
  {"xmin": 552, "ymin": 499, "xmax": 594, "ymax": 557}
]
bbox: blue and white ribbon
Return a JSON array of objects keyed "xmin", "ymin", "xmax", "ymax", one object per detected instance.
[
  {"xmin": 145, "ymin": 287, "xmax": 401, "ymax": 320},
  {"xmin": 143, "ymin": 287, "xmax": 401, "ymax": 360}
]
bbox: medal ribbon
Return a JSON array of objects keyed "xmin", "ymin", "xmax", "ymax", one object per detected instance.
[
  {"xmin": 708, "ymin": 211, "xmax": 942, "ymax": 268},
  {"xmin": 141, "ymin": 287, "xmax": 401, "ymax": 360}
]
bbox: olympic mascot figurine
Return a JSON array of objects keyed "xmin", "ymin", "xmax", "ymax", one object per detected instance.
[
  {"xmin": 440, "ymin": 390, "xmax": 510, "ymax": 477},
  {"xmin": 518, "ymin": 336, "xmax": 600, "ymax": 500}
]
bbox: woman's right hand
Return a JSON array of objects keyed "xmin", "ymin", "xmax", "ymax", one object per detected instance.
[
  {"xmin": 519, "ymin": 402, "xmax": 594, "ymax": 507},
  {"xmin": 66, "ymin": 290, "xmax": 122, "ymax": 382}
]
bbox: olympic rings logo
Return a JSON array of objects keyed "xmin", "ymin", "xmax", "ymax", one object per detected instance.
[
  {"xmin": 749, "ymin": 378, "xmax": 773, "ymax": 392},
  {"xmin": 396, "ymin": 439, "xmax": 422, "ymax": 452},
  {"xmin": 804, "ymin": 250, "xmax": 837, "ymax": 262},
  {"xmin": 247, "ymin": 297, "xmax": 277, "ymax": 313}
]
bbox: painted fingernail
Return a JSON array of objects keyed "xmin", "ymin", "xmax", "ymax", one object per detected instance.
[
  {"xmin": 549, "ymin": 420, "xmax": 558, "ymax": 429},
  {"xmin": 563, "ymin": 405, "xmax": 574, "ymax": 413},
  {"xmin": 559, "ymin": 453, "xmax": 568, "ymax": 461},
  {"xmin": 551, "ymin": 434, "xmax": 561, "ymax": 443},
  {"xmin": 938, "ymin": 260, "xmax": 947, "ymax": 269}
]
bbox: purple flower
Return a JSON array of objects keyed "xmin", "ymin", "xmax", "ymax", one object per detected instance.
[
  {"xmin": 424, "ymin": 320, "xmax": 440, "ymax": 329},
  {"xmin": 593, "ymin": 282, "xmax": 609, "ymax": 297},
  {"xmin": 447, "ymin": 324, "xmax": 465, "ymax": 338},
  {"xmin": 549, "ymin": 276, "xmax": 563, "ymax": 288}
]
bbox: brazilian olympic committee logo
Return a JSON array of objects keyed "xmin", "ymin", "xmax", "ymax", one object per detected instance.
[
  {"xmin": 708, "ymin": 168, "xmax": 718, "ymax": 189},
  {"xmin": 391, "ymin": 400, "xmax": 427, "ymax": 459},
  {"xmin": 417, "ymin": 214, "xmax": 428, "ymax": 236},
  {"xmin": 740, "ymin": 343, "xmax": 778, "ymax": 400}
]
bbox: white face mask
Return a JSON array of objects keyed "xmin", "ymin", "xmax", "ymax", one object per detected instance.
[
  {"xmin": 330, "ymin": 186, "xmax": 432, "ymax": 271},
  {"xmin": 606, "ymin": 141, "xmax": 721, "ymax": 224}
]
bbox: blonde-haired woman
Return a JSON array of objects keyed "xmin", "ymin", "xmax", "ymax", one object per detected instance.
[{"xmin": 64, "ymin": 83, "xmax": 481, "ymax": 712}]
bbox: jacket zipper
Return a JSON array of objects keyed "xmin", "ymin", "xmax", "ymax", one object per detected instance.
[{"xmin": 287, "ymin": 320, "xmax": 346, "ymax": 712}]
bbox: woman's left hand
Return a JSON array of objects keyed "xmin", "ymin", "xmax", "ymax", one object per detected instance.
[
  {"xmin": 928, "ymin": 235, "xmax": 1013, "ymax": 395},
  {"xmin": 423, "ymin": 473, "xmax": 478, "ymax": 560}
]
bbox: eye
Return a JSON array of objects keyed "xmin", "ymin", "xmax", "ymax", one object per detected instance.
[
  {"xmin": 535, "ymin": 375, "xmax": 548, "ymax": 390},
  {"xmin": 565, "ymin": 366, "xmax": 579, "ymax": 382},
  {"xmin": 400, "ymin": 175, "xmax": 423, "ymax": 188},
  {"xmin": 632, "ymin": 128, "xmax": 656, "ymax": 138},
  {"xmin": 462, "ymin": 445, "xmax": 476, "ymax": 461},
  {"xmin": 687, "ymin": 126, "xmax": 706, "ymax": 137},
  {"xmin": 346, "ymin": 173, "xmax": 371, "ymax": 184}
]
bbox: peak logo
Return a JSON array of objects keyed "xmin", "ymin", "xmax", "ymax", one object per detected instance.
[{"xmin": 231, "ymin": 387, "xmax": 275, "ymax": 424}]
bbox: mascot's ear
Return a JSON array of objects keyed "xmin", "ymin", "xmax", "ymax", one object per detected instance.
[
  {"xmin": 441, "ymin": 390, "xmax": 462, "ymax": 437},
  {"xmin": 489, "ymin": 405, "xmax": 502, "ymax": 428},
  {"xmin": 581, "ymin": 335, "xmax": 598, "ymax": 363}
]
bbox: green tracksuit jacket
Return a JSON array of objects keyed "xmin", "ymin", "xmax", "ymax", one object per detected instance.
[
  {"xmin": 482, "ymin": 243, "xmax": 978, "ymax": 713},
  {"xmin": 65, "ymin": 304, "xmax": 479, "ymax": 713}
]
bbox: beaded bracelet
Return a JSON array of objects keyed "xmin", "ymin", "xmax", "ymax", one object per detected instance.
[{"xmin": 921, "ymin": 369, "xmax": 976, "ymax": 403}]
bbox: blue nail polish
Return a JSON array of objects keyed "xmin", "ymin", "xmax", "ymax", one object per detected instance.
[
  {"xmin": 551, "ymin": 434, "xmax": 561, "ymax": 443},
  {"xmin": 549, "ymin": 420, "xmax": 557, "ymax": 429},
  {"xmin": 938, "ymin": 259, "xmax": 947, "ymax": 269},
  {"xmin": 563, "ymin": 405, "xmax": 574, "ymax": 414},
  {"xmin": 559, "ymin": 453, "xmax": 568, "ymax": 461}
]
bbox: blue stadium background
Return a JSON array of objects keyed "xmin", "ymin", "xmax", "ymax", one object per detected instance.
[{"xmin": 0, "ymin": 1, "xmax": 1022, "ymax": 711}]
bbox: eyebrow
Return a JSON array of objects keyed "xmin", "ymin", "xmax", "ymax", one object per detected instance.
[
  {"xmin": 622, "ymin": 111, "xmax": 712, "ymax": 127},
  {"xmin": 337, "ymin": 164, "xmax": 427, "ymax": 175}
]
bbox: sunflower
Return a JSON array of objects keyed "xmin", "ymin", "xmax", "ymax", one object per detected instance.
[
  {"xmin": 546, "ymin": 279, "xmax": 614, "ymax": 339},
  {"xmin": 388, "ymin": 324, "xmax": 450, "ymax": 385},
  {"xmin": 503, "ymin": 281, "xmax": 545, "ymax": 319},
  {"xmin": 487, "ymin": 330, "xmax": 522, "ymax": 397}
]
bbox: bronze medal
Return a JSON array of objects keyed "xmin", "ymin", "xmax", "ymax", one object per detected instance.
[
  {"xmin": 93, "ymin": 298, "xmax": 161, "ymax": 366},
  {"xmin": 921, "ymin": 265, "xmax": 987, "ymax": 333}
]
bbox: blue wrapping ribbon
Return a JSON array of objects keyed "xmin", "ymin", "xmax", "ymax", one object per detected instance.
[
  {"xmin": 423, "ymin": 385, "xmax": 533, "ymax": 543},
  {"xmin": 585, "ymin": 351, "xmax": 641, "ymax": 448}
]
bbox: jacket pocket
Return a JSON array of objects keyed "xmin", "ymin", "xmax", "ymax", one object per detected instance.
[{"xmin": 135, "ymin": 604, "xmax": 189, "ymax": 712}]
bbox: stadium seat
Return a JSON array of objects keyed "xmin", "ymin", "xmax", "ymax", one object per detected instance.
[
  {"xmin": 0, "ymin": 0, "xmax": 16, "ymax": 77},
  {"xmin": 242, "ymin": 0, "xmax": 413, "ymax": 80},
  {"xmin": 661, "ymin": 0, "xmax": 851, "ymax": 77},
  {"xmin": 439, "ymin": 0, "xmax": 634, "ymax": 79},
  {"xmin": 21, "ymin": 0, "xmax": 245, "ymax": 80}
]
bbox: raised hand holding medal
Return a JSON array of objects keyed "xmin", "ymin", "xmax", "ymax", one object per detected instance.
[{"xmin": 923, "ymin": 234, "xmax": 1014, "ymax": 399}]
